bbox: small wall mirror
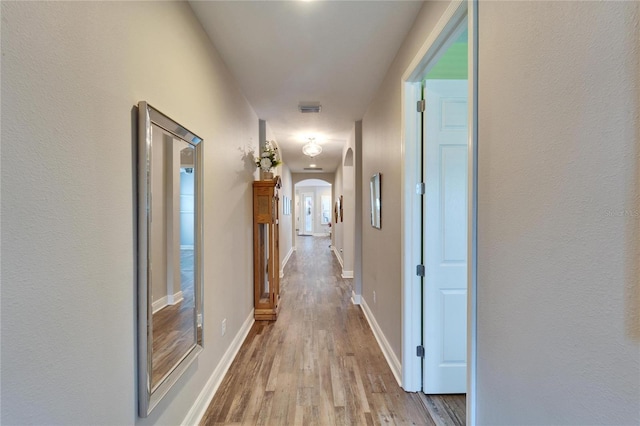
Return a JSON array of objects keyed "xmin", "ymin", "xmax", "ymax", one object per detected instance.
[
  {"xmin": 370, "ymin": 173, "xmax": 381, "ymax": 229},
  {"xmin": 137, "ymin": 102, "xmax": 203, "ymax": 417}
]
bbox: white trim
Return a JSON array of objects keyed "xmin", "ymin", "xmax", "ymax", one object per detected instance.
[
  {"xmin": 332, "ymin": 246, "xmax": 344, "ymax": 268},
  {"xmin": 152, "ymin": 296, "xmax": 168, "ymax": 314},
  {"xmin": 467, "ymin": 1, "xmax": 479, "ymax": 423},
  {"xmin": 182, "ymin": 310, "xmax": 255, "ymax": 426},
  {"xmin": 360, "ymin": 297, "xmax": 402, "ymax": 387},
  {"xmin": 399, "ymin": 0, "xmax": 473, "ymax": 399},
  {"xmin": 401, "ymin": 0, "xmax": 467, "ymax": 82},
  {"xmin": 341, "ymin": 270, "xmax": 354, "ymax": 279},
  {"xmin": 312, "ymin": 232, "xmax": 330, "ymax": 237},
  {"xmin": 280, "ymin": 247, "xmax": 294, "ymax": 279},
  {"xmin": 151, "ymin": 290, "xmax": 184, "ymax": 314},
  {"xmin": 400, "ymin": 79, "xmax": 423, "ymax": 392},
  {"xmin": 351, "ymin": 290, "xmax": 361, "ymax": 305},
  {"xmin": 169, "ymin": 291, "xmax": 184, "ymax": 306}
]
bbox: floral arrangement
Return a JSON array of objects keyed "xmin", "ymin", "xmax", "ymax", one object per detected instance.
[{"xmin": 255, "ymin": 140, "xmax": 282, "ymax": 172}]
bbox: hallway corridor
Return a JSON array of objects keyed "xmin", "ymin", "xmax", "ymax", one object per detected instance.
[{"xmin": 200, "ymin": 236, "xmax": 437, "ymax": 425}]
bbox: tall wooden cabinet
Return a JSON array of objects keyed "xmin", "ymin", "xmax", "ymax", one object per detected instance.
[{"xmin": 252, "ymin": 177, "xmax": 281, "ymax": 320}]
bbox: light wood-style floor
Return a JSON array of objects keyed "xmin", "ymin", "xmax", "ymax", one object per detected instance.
[
  {"xmin": 151, "ymin": 248, "xmax": 196, "ymax": 389},
  {"xmin": 201, "ymin": 236, "xmax": 465, "ymax": 425}
]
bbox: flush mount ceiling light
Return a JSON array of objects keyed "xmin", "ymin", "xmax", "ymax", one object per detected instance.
[{"xmin": 302, "ymin": 137, "xmax": 322, "ymax": 158}]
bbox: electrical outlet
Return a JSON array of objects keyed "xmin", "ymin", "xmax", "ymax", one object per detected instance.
[
  {"xmin": 373, "ymin": 291, "xmax": 377, "ymax": 304},
  {"xmin": 221, "ymin": 319, "xmax": 226, "ymax": 337}
]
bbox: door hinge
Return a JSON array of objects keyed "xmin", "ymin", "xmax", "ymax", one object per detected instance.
[
  {"xmin": 416, "ymin": 182, "xmax": 425, "ymax": 195},
  {"xmin": 417, "ymin": 99, "xmax": 426, "ymax": 113},
  {"xmin": 416, "ymin": 264, "xmax": 425, "ymax": 277},
  {"xmin": 416, "ymin": 345, "xmax": 425, "ymax": 358}
]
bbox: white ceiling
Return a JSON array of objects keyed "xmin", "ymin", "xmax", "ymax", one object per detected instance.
[{"xmin": 189, "ymin": 0, "xmax": 424, "ymax": 174}]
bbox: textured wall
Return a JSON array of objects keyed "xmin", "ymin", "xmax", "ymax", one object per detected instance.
[
  {"xmin": 333, "ymin": 166, "xmax": 344, "ymax": 259},
  {"xmin": 278, "ymin": 163, "xmax": 294, "ymax": 273},
  {"xmin": 477, "ymin": 1, "xmax": 640, "ymax": 424},
  {"xmin": 341, "ymin": 126, "xmax": 356, "ymax": 277},
  {"xmin": 361, "ymin": 0, "xmax": 451, "ymax": 362},
  {"xmin": 1, "ymin": 2, "xmax": 258, "ymax": 424}
]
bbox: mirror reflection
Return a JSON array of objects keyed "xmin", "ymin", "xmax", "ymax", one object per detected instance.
[
  {"xmin": 149, "ymin": 131, "xmax": 199, "ymax": 390},
  {"xmin": 138, "ymin": 102, "xmax": 203, "ymax": 417}
]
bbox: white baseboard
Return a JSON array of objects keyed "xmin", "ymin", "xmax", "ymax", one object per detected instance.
[
  {"xmin": 169, "ymin": 291, "xmax": 184, "ymax": 305},
  {"xmin": 152, "ymin": 296, "xmax": 168, "ymax": 314},
  {"xmin": 152, "ymin": 290, "xmax": 183, "ymax": 314},
  {"xmin": 332, "ymin": 246, "xmax": 344, "ymax": 268},
  {"xmin": 341, "ymin": 270, "xmax": 354, "ymax": 279},
  {"xmin": 280, "ymin": 247, "xmax": 294, "ymax": 278},
  {"xmin": 182, "ymin": 310, "xmax": 255, "ymax": 426},
  {"xmin": 351, "ymin": 290, "xmax": 361, "ymax": 305},
  {"xmin": 360, "ymin": 298, "xmax": 402, "ymax": 387},
  {"xmin": 312, "ymin": 232, "xmax": 331, "ymax": 237}
]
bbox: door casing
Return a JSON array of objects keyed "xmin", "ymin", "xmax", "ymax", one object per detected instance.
[{"xmin": 400, "ymin": 0, "xmax": 478, "ymax": 423}]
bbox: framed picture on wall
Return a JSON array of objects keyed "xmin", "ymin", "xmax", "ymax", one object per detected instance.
[
  {"xmin": 339, "ymin": 195, "xmax": 344, "ymax": 222},
  {"xmin": 334, "ymin": 201, "xmax": 339, "ymax": 223},
  {"xmin": 283, "ymin": 196, "xmax": 290, "ymax": 215},
  {"xmin": 370, "ymin": 173, "xmax": 381, "ymax": 229}
]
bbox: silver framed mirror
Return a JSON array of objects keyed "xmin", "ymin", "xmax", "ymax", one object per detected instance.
[{"xmin": 137, "ymin": 102, "xmax": 203, "ymax": 417}]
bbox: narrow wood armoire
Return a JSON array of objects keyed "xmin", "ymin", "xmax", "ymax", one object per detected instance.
[{"xmin": 252, "ymin": 177, "xmax": 281, "ymax": 320}]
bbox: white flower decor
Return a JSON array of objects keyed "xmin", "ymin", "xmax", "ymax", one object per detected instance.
[{"xmin": 255, "ymin": 140, "xmax": 281, "ymax": 172}]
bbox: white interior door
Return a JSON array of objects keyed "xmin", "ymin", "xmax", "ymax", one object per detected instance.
[
  {"xmin": 422, "ymin": 79, "xmax": 468, "ymax": 394},
  {"xmin": 302, "ymin": 193, "xmax": 314, "ymax": 235}
]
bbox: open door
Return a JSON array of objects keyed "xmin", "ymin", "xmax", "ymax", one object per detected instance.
[{"xmin": 422, "ymin": 78, "xmax": 468, "ymax": 394}]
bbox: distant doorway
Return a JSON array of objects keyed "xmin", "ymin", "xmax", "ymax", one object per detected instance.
[
  {"xmin": 302, "ymin": 193, "xmax": 314, "ymax": 235},
  {"xmin": 294, "ymin": 179, "xmax": 332, "ymax": 238}
]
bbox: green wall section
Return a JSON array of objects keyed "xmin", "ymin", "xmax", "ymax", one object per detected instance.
[{"xmin": 425, "ymin": 42, "xmax": 468, "ymax": 80}]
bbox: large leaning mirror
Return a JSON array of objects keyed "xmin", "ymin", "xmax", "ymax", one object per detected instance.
[{"xmin": 137, "ymin": 102, "xmax": 203, "ymax": 417}]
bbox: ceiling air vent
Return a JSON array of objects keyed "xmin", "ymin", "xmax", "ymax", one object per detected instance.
[
  {"xmin": 304, "ymin": 167, "xmax": 324, "ymax": 171},
  {"xmin": 298, "ymin": 102, "xmax": 322, "ymax": 114}
]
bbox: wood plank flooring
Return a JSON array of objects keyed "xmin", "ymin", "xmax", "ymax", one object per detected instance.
[
  {"xmin": 200, "ymin": 236, "xmax": 465, "ymax": 425},
  {"xmin": 152, "ymin": 248, "xmax": 197, "ymax": 390}
]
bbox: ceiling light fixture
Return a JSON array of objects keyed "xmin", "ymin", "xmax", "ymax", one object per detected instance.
[{"xmin": 302, "ymin": 137, "xmax": 322, "ymax": 158}]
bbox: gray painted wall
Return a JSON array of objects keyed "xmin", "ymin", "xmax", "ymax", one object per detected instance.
[
  {"xmin": 278, "ymin": 163, "xmax": 294, "ymax": 273},
  {"xmin": 1, "ymin": 2, "xmax": 259, "ymax": 424},
  {"xmin": 362, "ymin": 0, "xmax": 451, "ymax": 365},
  {"xmin": 3, "ymin": 1, "xmax": 638, "ymax": 425},
  {"xmin": 364, "ymin": 0, "xmax": 639, "ymax": 423},
  {"xmin": 341, "ymin": 127, "xmax": 356, "ymax": 277},
  {"xmin": 476, "ymin": 2, "xmax": 640, "ymax": 424}
]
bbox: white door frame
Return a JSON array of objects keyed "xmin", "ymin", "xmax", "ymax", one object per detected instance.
[{"xmin": 400, "ymin": 0, "xmax": 478, "ymax": 423}]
